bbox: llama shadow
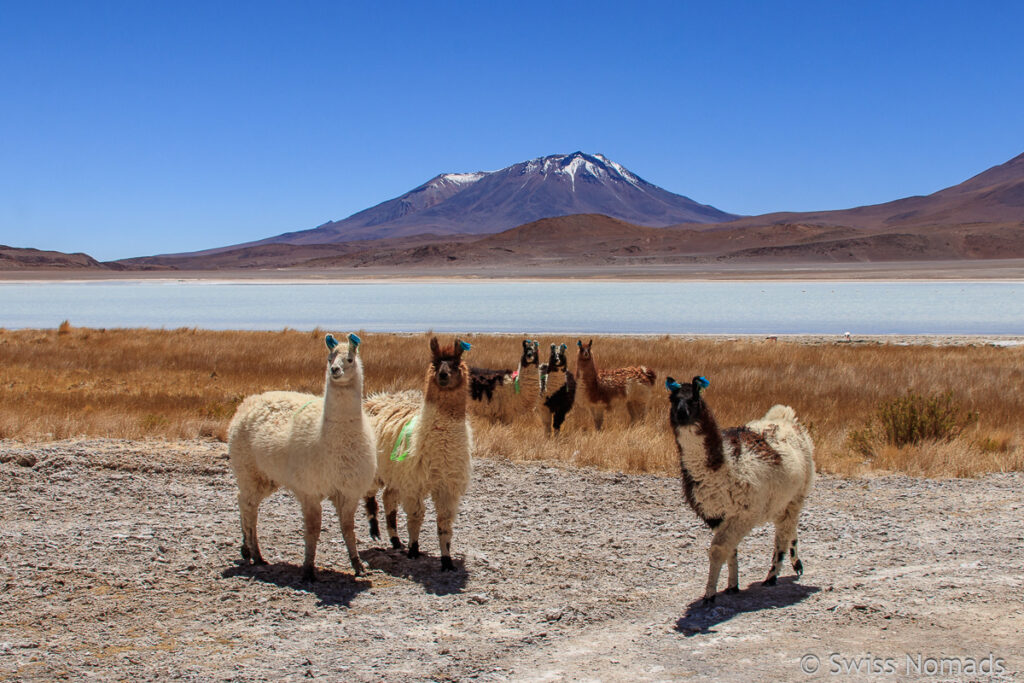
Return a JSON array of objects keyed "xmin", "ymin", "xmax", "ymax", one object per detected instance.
[
  {"xmin": 222, "ymin": 561, "xmax": 372, "ymax": 607},
  {"xmin": 674, "ymin": 577, "xmax": 820, "ymax": 637},
  {"xmin": 361, "ymin": 547, "xmax": 469, "ymax": 596}
]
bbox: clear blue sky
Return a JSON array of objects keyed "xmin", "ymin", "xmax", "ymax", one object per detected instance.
[{"xmin": 2, "ymin": 1, "xmax": 1022, "ymax": 261}]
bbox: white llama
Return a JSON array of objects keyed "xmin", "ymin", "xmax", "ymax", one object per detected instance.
[
  {"xmin": 666, "ymin": 375, "xmax": 814, "ymax": 604},
  {"xmin": 227, "ymin": 333, "xmax": 376, "ymax": 581}
]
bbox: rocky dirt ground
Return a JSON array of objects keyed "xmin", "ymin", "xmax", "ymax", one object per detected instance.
[{"xmin": 1, "ymin": 439, "xmax": 1022, "ymax": 681}]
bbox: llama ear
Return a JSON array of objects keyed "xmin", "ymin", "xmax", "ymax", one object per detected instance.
[
  {"xmin": 457, "ymin": 339, "xmax": 471, "ymax": 353},
  {"xmin": 576, "ymin": 340, "xmax": 582, "ymax": 348},
  {"xmin": 560, "ymin": 343, "xmax": 567, "ymax": 352},
  {"xmin": 666, "ymin": 377, "xmax": 682, "ymax": 392},
  {"xmin": 429, "ymin": 337, "xmax": 440, "ymax": 357},
  {"xmin": 325, "ymin": 334, "xmax": 339, "ymax": 350},
  {"xmin": 692, "ymin": 375, "xmax": 710, "ymax": 395},
  {"xmin": 522, "ymin": 339, "xmax": 530, "ymax": 349},
  {"xmin": 347, "ymin": 333, "xmax": 361, "ymax": 354},
  {"xmin": 550, "ymin": 343, "xmax": 557, "ymax": 351}
]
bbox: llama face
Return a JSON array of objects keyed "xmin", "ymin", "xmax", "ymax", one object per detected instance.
[
  {"xmin": 521, "ymin": 339, "xmax": 540, "ymax": 367},
  {"xmin": 576, "ymin": 339, "xmax": 593, "ymax": 362},
  {"xmin": 429, "ymin": 336, "xmax": 468, "ymax": 391},
  {"xmin": 666, "ymin": 376, "xmax": 707, "ymax": 428},
  {"xmin": 325, "ymin": 333, "xmax": 360, "ymax": 386},
  {"xmin": 547, "ymin": 343, "xmax": 569, "ymax": 373}
]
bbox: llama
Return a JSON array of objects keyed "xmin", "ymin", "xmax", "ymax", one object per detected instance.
[
  {"xmin": 468, "ymin": 339, "xmax": 541, "ymax": 423},
  {"xmin": 227, "ymin": 333, "xmax": 376, "ymax": 581},
  {"xmin": 363, "ymin": 337, "xmax": 473, "ymax": 572},
  {"xmin": 539, "ymin": 342, "xmax": 576, "ymax": 435},
  {"xmin": 575, "ymin": 339, "xmax": 655, "ymax": 429},
  {"xmin": 665, "ymin": 375, "xmax": 814, "ymax": 604}
]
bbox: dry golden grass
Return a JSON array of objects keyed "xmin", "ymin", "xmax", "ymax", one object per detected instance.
[{"xmin": 1, "ymin": 326, "xmax": 1022, "ymax": 478}]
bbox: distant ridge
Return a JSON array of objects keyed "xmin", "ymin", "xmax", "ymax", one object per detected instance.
[
  {"xmin": 0, "ymin": 245, "xmax": 122, "ymax": 270},
  {"xmin": 710, "ymin": 151, "xmax": 1024, "ymax": 233}
]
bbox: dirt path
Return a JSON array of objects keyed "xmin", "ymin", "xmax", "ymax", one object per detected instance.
[{"xmin": 1, "ymin": 439, "xmax": 1022, "ymax": 681}]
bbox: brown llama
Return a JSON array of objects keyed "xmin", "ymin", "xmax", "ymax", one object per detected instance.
[
  {"xmin": 363, "ymin": 337, "xmax": 473, "ymax": 572},
  {"xmin": 575, "ymin": 339, "xmax": 655, "ymax": 429}
]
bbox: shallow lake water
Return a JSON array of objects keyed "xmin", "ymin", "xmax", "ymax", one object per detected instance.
[{"xmin": 1, "ymin": 280, "xmax": 1023, "ymax": 335}]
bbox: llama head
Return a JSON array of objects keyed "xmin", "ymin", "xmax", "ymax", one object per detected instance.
[
  {"xmin": 324, "ymin": 333, "xmax": 362, "ymax": 386},
  {"xmin": 547, "ymin": 342, "xmax": 569, "ymax": 373},
  {"xmin": 521, "ymin": 339, "xmax": 540, "ymax": 367},
  {"xmin": 665, "ymin": 375, "xmax": 710, "ymax": 427},
  {"xmin": 429, "ymin": 336, "xmax": 470, "ymax": 391},
  {"xmin": 576, "ymin": 339, "xmax": 594, "ymax": 362}
]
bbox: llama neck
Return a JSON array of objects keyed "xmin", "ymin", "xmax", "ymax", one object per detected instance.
[
  {"xmin": 321, "ymin": 368, "xmax": 364, "ymax": 426},
  {"xmin": 424, "ymin": 379, "xmax": 468, "ymax": 421},
  {"xmin": 674, "ymin": 403, "xmax": 726, "ymax": 476},
  {"xmin": 577, "ymin": 355, "xmax": 598, "ymax": 386},
  {"xmin": 516, "ymin": 360, "xmax": 540, "ymax": 394}
]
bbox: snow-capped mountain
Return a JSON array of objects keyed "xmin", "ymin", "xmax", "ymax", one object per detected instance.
[{"xmin": 243, "ymin": 152, "xmax": 736, "ymax": 246}]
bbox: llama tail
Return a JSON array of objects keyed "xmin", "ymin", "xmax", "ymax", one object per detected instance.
[
  {"xmin": 762, "ymin": 404, "xmax": 798, "ymax": 423},
  {"xmin": 640, "ymin": 366, "xmax": 656, "ymax": 385}
]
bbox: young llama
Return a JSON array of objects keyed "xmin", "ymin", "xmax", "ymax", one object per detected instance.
[
  {"xmin": 665, "ymin": 375, "xmax": 814, "ymax": 604},
  {"xmin": 539, "ymin": 342, "xmax": 576, "ymax": 435},
  {"xmin": 363, "ymin": 337, "xmax": 473, "ymax": 572},
  {"xmin": 575, "ymin": 339, "xmax": 655, "ymax": 429},
  {"xmin": 469, "ymin": 339, "xmax": 541, "ymax": 423},
  {"xmin": 227, "ymin": 333, "xmax": 376, "ymax": 581}
]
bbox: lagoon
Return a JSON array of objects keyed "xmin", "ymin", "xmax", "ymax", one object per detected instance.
[{"xmin": 1, "ymin": 280, "xmax": 1023, "ymax": 335}]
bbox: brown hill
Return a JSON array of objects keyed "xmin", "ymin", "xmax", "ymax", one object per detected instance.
[
  {"xmin": 113, "ymin": 234, "xmax": 479, "ymax": 271},
  {"xmin": 0, "ymin": 245, "xmax": 120, "ymax": 270},
  {"xmin": 706, "ymin": 151, "xmax": 1024, "ymax": 233}
]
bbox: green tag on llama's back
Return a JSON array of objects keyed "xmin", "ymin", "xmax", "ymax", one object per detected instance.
[
  {"xmin": 390, "ymin": 415, "xmax": 419, "ymax": 462},
  {"xmin": 293, "ymin": 399, "xmax": 317, "ymax": 419}
]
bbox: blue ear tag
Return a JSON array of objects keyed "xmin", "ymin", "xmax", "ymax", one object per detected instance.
[
  {"xmin": 576, "ymin": 340, "xmax": 582, "ymax": 348},
  {"xmin": 666, "ymin": 379, "xmax": 682, "ymax": 391},
  {"xmin": 697, "ymin": 376, "xmax": 710, "ymax": 389},
  {"xmin": 325, "ymin": 334, "xmax": 339, "ymax": 350},
  {"xmin": 458, "ymin": 340, "xmax": 471, "ymax": 352},
  {"xmin": 347, "ymin": 333, "xmax": 361, "ymax": 347},
  {"xmin": 560, "ymin": 343, "xmax": 567, "ymax": 352}
]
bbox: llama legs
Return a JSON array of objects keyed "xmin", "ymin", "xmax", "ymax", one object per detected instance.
[
  {"xmin": 299, "ymin": 497, "xmax": 322, "ymax": 582},
  {"xmin": 236, "ymin": 471, "xmax": 276, "ymax": 565},
  {"xmin": 382, "ymin": 487, "xmax": 402, "ymax": 549},
  {"xmin": 331, "ymin": 493, "xmax": 365, "ymax": 576},
  {"xmin": 704, "ymin": 519, "xmax": 752, "ymax": 603},
  {"xmin": 725, "ymin": 549, "xmax": 740, "ymax": 594},
  {"xmin": 590, "ymin": 406, "xmax": 605, "ymax": 430},
  {"xmin": 364, "ymin": 495, "xmax": 380, "ymax": 540},
  {"xmin": 765, "ymin": 497, "xmax": 804, "ymax": 585},
  {"xmin": 432, "ymin": 488, "xmax": 459, "ymax": 572},
  {"xmin": 404, "ymin": 497, "xmax": 426, "ymax": 559}
]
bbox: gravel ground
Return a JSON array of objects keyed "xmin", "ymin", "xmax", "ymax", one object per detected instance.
[{"xmin": 1, "ymin": 439, "xmax": 1022, "ymax": 681}]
